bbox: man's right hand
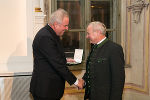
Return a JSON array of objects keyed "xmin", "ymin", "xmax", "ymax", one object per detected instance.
[{"xmin": 77, "ymin": 79, "xmax": 85, "ymax": 89}]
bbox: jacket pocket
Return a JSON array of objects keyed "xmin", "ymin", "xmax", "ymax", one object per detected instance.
[{"xmin": 97, "ymin": 57, "xmax": 108, "ymax": 63}]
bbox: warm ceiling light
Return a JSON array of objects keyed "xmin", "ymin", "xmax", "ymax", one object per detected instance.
[{"xmin": 91, "ymin": 5, "xmax": 95, "ymax": 8}]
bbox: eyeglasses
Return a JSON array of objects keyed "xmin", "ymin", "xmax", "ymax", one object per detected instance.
[
  {"xmin": 61, "ymin": 24, "xmax": 69, "ymax": 28},
  {"xmin": 58, "ymin": 23, "xmax": 69, "ymax": 28},
  {"xmin": 59, "ymin": 24, "xmax": 71, "ymax": 30}
]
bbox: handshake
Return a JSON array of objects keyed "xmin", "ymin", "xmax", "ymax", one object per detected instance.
[{"xmin": 75, "ymin": 79, "xmax": 85, "ymax": 89}]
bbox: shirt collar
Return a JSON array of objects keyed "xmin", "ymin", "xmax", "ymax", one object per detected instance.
[{"xmin": 97, "ymin": 37, "xmax": 106, "ymax": 45}]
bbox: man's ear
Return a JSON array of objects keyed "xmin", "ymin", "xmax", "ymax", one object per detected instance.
[
  {"xmin": 51, "ymin": 22, "xmax": 58, "ymax": 30},
  {"xmin": 98, "ymin": 30, "xmax": 103, "ymax": 35},
  {"xmin": 95, "ymin": 30, "xmax": 100, "ymax": 35},
  {"xmin": 53, "ymin": 22, "xmax": 57, "ymax": 28}
]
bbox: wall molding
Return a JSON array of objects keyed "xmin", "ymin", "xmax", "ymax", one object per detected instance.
[{"xmin": 127, "ymin": 0, "xmax": 149, "ymax": 23}]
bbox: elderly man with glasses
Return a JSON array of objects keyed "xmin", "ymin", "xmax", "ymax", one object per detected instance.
[{"xmin": 30, "ymin": 8, "xmax": 83, "ymax": 100}]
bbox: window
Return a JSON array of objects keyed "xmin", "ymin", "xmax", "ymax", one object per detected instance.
[{"xmin": 51, "ymin": 0, "xmax": 120, "ymax": 65}]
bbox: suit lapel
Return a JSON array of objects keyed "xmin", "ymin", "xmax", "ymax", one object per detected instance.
[
  {"xmin": 92, "ymin": 38, "xmax": 109, "ymax": 58},
  {"xmin": 86, "ymin": 38, "xmax": 109, "ymax": 62}
]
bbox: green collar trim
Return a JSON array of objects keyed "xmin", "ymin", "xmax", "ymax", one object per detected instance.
[{"xmin": 96, "ymin": 38, "xmax": 109, "ymax": 48}]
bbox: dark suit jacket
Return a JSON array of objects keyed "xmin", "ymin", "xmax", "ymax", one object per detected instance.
[
  {"xmin": 83, "ymin": 39, "xmax": 125, "ymax": 100},
  {"xmin": 30, "ymin": 24, "xmax": 77, "ymax": 99}
]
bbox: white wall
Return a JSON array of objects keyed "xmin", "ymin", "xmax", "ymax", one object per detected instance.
[
  {"xmin": 0, "ymin": 0, "xmax": 27, "ymax": 57},
  {"xmin": 0, "ymin": 0, "xmax": 34, "ymax": 73},
  {"xmin": 121, "ymin": 0, "xmax": 150, "ymax": 99}
]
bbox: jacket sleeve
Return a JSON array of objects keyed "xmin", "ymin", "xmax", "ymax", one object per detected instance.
[{"xmin": 38, "ymin": 35, "xmax": 77, "ymax": 85}]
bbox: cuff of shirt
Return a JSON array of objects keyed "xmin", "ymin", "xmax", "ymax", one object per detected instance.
[{"xmin": 74, "ymin": 79, "xmax": 78, "ymax": 85}]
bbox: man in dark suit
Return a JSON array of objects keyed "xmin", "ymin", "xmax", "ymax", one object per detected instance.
[
  {"xmin": 30, "ymin": 8, "xmax": 83, "ymax": 100},
  {"xmin": 82, "ymin": 21, "xmax": 125, "ymax": 100}
]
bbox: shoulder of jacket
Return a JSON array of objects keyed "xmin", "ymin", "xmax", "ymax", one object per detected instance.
[{"xmin": 104, "ymin": 40, "xmax": 122, "ymax": 51}]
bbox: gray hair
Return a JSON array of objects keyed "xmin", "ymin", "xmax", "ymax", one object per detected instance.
[
  {"xmin": 88, "ymin": 21, "xmax": 106, "ymax": 35},
  {"xmin": 49, "ymin": 8, "xmax": 69, "ymax": 25}
]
